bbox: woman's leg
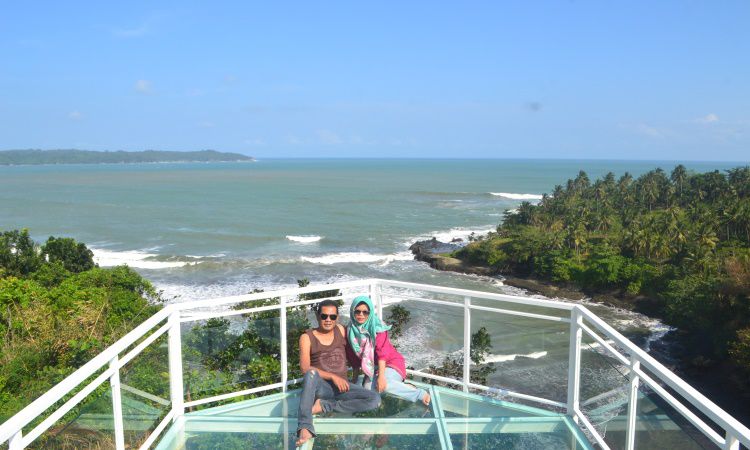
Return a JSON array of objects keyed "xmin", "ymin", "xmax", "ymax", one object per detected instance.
[
  {"xmin": 330, "ymin": 381, "xmax": 381, "ymax": 413},
  {"xmin": 380, "ymin": 367, "xmax": 428, "ymax": 404}
]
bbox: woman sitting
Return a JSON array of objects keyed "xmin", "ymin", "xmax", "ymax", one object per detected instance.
[{"xmin": 346, "ymin": 295, "xmax": 430, "ymax": 406}]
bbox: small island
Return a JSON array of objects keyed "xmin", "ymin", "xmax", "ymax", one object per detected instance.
[{"xmin": 0, "ymin": 149, "xmax": 254, "ymax": 165}]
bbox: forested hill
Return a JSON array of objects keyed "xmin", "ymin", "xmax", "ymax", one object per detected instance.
[
  {"xmin": 457, "ymin": 165, "xmax": 750, "ymax": 390},
  {"xmin": 0, "ymin": 149, "xmax": 254, "ymax": 165}
]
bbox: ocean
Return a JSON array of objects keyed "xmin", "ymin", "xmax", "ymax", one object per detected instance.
[{"xmin": 0, "ymin": 158, "xmax": 743, "ymax": 408}]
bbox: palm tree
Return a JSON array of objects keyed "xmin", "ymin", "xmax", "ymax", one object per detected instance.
[{"xmin": 671, "ymin": 164, "xmax": 688, "ymax": 201}]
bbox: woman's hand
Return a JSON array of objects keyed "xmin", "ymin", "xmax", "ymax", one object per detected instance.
[{"xmin": 377, "ymin": 376, "xmax": 387, "ymax": 393}]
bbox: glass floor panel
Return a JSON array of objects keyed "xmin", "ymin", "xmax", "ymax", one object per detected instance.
[{"xmin": 155, "ymin": 384, "xmax": 593, "ymax": 450}]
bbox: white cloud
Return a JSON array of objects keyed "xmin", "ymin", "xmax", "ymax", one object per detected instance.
[
  {"xmin": 244, "ymin": 138, "xmax": 266, "ymax": 146},
  {"xmin": 635, "ymin": 123, "xmax": 665, "ymax": 138},
  {"xmin": 619, "ymin": 123, "xmax": 673, "ymax": 139},
  {"xmin": 111, "ymin": 14, "xmax": 163, "ymax": 38},
  {"xmin": 696, "ymin": 113, "xmax": 719, "ymax": 124},
  {"xmin": 285, "ymin": 135, "xmax": 304, "ymax": 145},
  {"xmin": 316, "ymin": 129, "xmax": 343, "ymax": 145},
  {"xmin": 197, "ymin": 121, "xmax": 215, "ymax": 128},
  {"xmin": 68, "ymin": 111, "xmax": 83, "ymax": 120},
  {"xmin": 134, "ymin": 80, "xmax": 153, "ymax": 94},
  {"xmin": 112, "ymin": 24, "xmax": 149, "ymax": 38}
]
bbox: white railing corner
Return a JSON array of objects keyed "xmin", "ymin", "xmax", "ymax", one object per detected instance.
[
  {"xmin": 567, "ymin": 306, "xmax": 583, "ymax": 422},
  {"xmin": 463, "ymin": 296, "xmax": 472, "ymax": 393},
  {"xmin": 168, "ymin": 309, "xmax": 184, "ymax": 420}
]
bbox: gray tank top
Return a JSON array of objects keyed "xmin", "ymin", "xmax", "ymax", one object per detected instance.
[{"xmin": 307, "ymin": 327, "xmax": 348, "ymax": 379}]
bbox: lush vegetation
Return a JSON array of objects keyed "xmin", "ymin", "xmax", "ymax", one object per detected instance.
[
  {"xmin": 1, "ymin": 229, "xmax": 495, "ymax": 447},
  {"xmin": 456, "ymin": 165, "xmax": 750, "ymax": 383},
  {"xmin": 0, "ymin": 229, "xmax": 164, "ymax": 446},
  {"xmin": 0, "ymin": 149, "xmax": 253, "ymax": 165}
]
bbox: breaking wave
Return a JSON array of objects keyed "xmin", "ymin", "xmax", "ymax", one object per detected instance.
[
  {"xmin": 286, "ymin": 235, "xmax": 323, "ymax": 243},
  {"xmin": 489, "ymin": 192, "xmax": 544, "ymax": 200},
  {"xmin": 91, "ymin": 248, "xmax": 198, "ymax": 269}
]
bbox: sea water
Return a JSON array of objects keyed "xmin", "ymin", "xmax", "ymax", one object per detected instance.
[{"xmin": 0, "ymin": 158, "xmax": 741, "ymax": 408}]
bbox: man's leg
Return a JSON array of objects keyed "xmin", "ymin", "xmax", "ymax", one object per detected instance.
[
  {"xmin": 296, "ymin": 369, "xmax": 332, "ymax": 437},
  {"xmin": 329, "ymin": 381, "xmax": 381, "ymax": 414}
]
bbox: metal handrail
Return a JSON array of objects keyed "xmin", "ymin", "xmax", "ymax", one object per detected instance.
[{"xmin": 1, "ymin": 278, "xmax": 748, "ymax": 450}]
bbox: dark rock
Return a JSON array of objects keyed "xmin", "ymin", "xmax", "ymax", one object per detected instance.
[{"xmin": 409, "ymin": 238, "xmax": 494, "ymax": 276}]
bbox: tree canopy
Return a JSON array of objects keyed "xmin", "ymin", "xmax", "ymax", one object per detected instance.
[{"xmin": 457, "ymin": 165, "xmax": 750, "ymax": 384}]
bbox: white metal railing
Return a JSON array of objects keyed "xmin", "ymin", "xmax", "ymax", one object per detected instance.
[{"xmin": 1, "ymin": 278, "xmax": 749, "ymax": 449}]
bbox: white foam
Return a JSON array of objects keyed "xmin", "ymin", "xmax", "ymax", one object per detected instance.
[
  {"xmin": 480, "ymin": 350, "xmax": 549, "ymax": 364},
  {"xmin": 489, "ymin": 192, "xmax": 543, "ymax": 200},
  {"xmin": 301, "ymin": 251, "xmax": 413, "ymax": 265},
  {"xmin": 286, "ymin": 235, "xmax": 323, "ymax": 243},
  {"xmin": 91, "ymin": 248, "xmax": 194, "ymax": 269},
  {"xmin": 408, "ymin": 226, "xmax": 496, "ymax": 245}
]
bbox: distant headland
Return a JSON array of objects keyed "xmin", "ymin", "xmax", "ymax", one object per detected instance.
[{"xmin": 0, "ymin": 149, "xmax": 255, "ymax": 165}]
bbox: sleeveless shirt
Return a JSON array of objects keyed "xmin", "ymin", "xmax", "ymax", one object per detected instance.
[{"xmin": 306, "ymin": 327, "xmax": 348, "ymax": 379}]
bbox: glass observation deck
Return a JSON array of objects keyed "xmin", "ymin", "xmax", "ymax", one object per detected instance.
[{"xmin": 2, "ymin": 279, "xmax": 749, "ymax": 450}]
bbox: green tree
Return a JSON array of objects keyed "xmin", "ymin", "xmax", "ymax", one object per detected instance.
[{"xmin": 41, "ymin": 236, "xmax": 95, "ymax": 273}]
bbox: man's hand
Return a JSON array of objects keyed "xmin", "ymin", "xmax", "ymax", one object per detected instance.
[
  {"xmin": 377, "ymin": 376, "xmax": 387, "ymax": 393},
  {"xmin": 331, "ymin": 375, "xmax": 350, "ymax": 392}
]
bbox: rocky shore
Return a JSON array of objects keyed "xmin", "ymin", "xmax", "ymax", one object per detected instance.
[{"xmin": 409, "ymin": 238, "xmax": 660, "ymax": 314}]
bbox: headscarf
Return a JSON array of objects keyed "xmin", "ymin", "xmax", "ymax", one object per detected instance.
[{"xmin": 347, "ymin": 295, "xmax": 391, "ymax": 378}]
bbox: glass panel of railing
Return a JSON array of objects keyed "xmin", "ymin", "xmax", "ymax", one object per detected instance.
[
  {"xmin": 631, "ymin": 367, "xmax": 721, "ymax": 450},
  {"xmin": 445, "ymin": 418, "xmax": 586, "ymax": 450},
  {"xmin": 578, "ymin": 330, "xmax": 630, "ymax": 449},
  {"xmin": 471, "ymin": 310, "xmax": 570, "ymax": 406},
  {"xmin": 181, "ymin": 300, "xmax": 282, "ymax": 409},
  {"xmin": 470, "ymin": 295, "xmax": 572, "ymax": 319},
  {"xmin": 169, "ymin": 418, "xmax": 443, "ymax": 450},
  {"xmin": 39, "ymin": 380, "xmax": 115, "ymax": 449},
  {"xmin": 13, "ymin": 366, "xmax": 112, "ymax": 449},
  {"xmin": 383, "ymin": 298, "xmax": 465, "ymax": 391},
  {"xmin": 118, "ymin": 330, "xmax": 171, "ymax": 448},
  {"xmin": 380, "ymin": 285, "xmax": 467, "ymax": 307}
]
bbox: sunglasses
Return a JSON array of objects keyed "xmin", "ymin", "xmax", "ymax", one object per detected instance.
[
  {"xmin": 354, "ymin": 309, "xmax": 370, "ymax": 316},
  {"xmin": 319, "ymin": 314, "xmax": 337, "ymax": 321}
]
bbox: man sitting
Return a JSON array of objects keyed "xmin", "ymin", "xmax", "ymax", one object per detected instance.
[{"xmin": 296, "ymin": 299, "xmax": 381, "ymax": 446}]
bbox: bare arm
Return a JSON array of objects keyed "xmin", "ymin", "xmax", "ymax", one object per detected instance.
[{"xmin": 377, "ymin": 359, "xmax": 388, "ymax": 392}]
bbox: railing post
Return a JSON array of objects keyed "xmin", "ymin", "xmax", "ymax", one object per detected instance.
[
  {"xmin": 463, "ymin": 296, "xmax": 472, "ymax": 393},
  {"xmin": 625, "ymin": 359, "xmax": 640, "ymax": 450},
  {"xmin": 725, "ymin": 434, "xmax": 740, "ymax": 450},
  {"xmin": 109, "ymin": 356, "xmax": 126, "ymax": 450},
  {"xmin": 8, "ymin": 431, "xmax": 22, "ymax": 450},
  {"xmin": 371, "ymin": 281, "xmax": 383, "ymax": 319},
  {"xmin": 281, "ymin": 295, "xmax": 289, "ymax": 450},
  {"xmin": 280, "ymin": 296, "xmax": 288, "ymax": 393},
  {"xmin": 168, "ymin": 309, "xmax": 184, "ymax": 420},
  {"xmin": 567, "ymin": 307, "xmax": 583, "ymax": 422}
]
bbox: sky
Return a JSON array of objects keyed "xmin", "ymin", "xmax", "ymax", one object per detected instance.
[{"xmin": 1, "ymin": 1, "xmax": 749, "ymax": 160}]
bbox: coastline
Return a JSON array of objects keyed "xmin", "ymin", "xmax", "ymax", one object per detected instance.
[{"xmin": 410, "ymin": 238, "xmax": 750, "ymax": 426}]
